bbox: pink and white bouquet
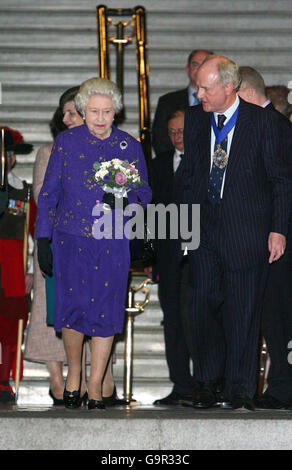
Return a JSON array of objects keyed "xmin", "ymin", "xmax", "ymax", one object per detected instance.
[{"xmin": 93, "ymin": 158, "xmax": 144, "ymax": 198}]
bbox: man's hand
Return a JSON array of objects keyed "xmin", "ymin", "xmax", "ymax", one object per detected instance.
[{"xmin": 268, "ymin": 232, "xmax": 286, "ymax": 263}]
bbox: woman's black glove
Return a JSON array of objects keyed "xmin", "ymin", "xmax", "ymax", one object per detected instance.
[
  {"xmin": 102, "ymin": 193, "xmax": 129, "ymax": 210},
  {"xmin": 37, "ymin": 237, "xmax": 53, "ymax": 277}
]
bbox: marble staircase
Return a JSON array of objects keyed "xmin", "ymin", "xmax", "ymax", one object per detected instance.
[{"xmin": 1, "ymin": 0, "xmax": 291, "ymax": 409}]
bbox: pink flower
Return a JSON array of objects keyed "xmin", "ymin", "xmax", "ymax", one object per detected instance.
[
  {"xmin": 126, "ymin": 164, "xmax": 137, "ymax": 174},
  {"xmin": 115, "ymin": 172, "xmax": 127, "ymax": 185}
]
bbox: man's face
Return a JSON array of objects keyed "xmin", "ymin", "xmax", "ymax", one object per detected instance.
[
  {"xmin": 196, "ymin": 62, "xmax": 231, "ymax": 113},
  {"xmin": 168, "ymin": 113, "xmax": 184, "ymax": 152},
  {"xmin": 186, "ymin": 50, "xmax": 210, "ymax": 88}
]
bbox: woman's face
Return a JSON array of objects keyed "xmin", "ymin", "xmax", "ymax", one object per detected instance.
[
  {"xmin": 84, "ymin": 94, "xmax": 115, "ymax": 140},
  {"xmin": 62, "ymin": 100, "xmax": 83, "ymax": 129}
]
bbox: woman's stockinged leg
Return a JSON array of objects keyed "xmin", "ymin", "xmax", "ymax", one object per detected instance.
[
  {"xmin": 88, "ymin": 335, "xmax": 114, "ymax": 401},
  {"xmin": 102, "ymin": 355, "xmax": 115, "ymax": 397},
  {"xmin": 46, "ymin": 361, "xmax": 64, "ymax": 399},
  {"xmin": 62, "ymin": 328, "xmax": 84, "ymax": 392}
]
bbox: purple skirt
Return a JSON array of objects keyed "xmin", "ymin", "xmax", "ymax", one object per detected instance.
[{"xmin": 52, "ymin": 230, "xmax": 130, "ymax": 337}]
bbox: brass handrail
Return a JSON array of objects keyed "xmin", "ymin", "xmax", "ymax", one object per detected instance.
[
  {"xmin": 1, "ymin": 129, "xmax": 5, "ymax": 187},
  {"xmin": 96, "ymin": 5, "xmax": 152, "ymax": 166},
  {"xmin": 123, "ymin": 276, "xmax": 152, "ymax": 404}
]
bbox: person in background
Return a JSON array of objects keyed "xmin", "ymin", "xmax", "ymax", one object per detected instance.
[
  {"xmin": 151, "ymin": 109, "xmax": 194, "ymax": 406},
  {"xmin": 36, "ymin": 77, "xmax": 152, "ymax": 410},
  {"xmin": 0, "ymin": 127, "xmax": 35, "ymax": 402},
  {"xmin": 238, "ymin": 67, "xmax": 292, "ymax": 409},
  {"xmin": 265, "ymin": 85, "xmax": 292, "ymax": 120},
  {"xmin": 151, "ymin": 49, "xmax": 212, "ymax": 156}
]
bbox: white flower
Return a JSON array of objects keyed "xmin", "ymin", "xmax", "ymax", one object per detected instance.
[
  {"xmin": 111, "ymin": 158, "xmax": 122, "ymax": 166},
  {"xmin": 95, "ymin": 168, "xmax": 109, "ymax": 180}
]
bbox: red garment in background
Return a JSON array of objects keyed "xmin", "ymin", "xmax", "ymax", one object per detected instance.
[{"xmin": 0, "ymin": 196, "xmax": 36, "ymax": 382}]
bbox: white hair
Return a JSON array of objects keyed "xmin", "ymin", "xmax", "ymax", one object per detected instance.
[
  {"xmin": 204, "ymin": 55, "xmax": 241, "ymax": 90},
  {"xmin": 75, "ymin": 77, "xmax": 123, "ymax": 114}
]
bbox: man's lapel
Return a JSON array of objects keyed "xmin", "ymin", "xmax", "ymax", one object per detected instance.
[
  {"xmin": 224, "ymin": 99, "xmax": 252, "ymax": 189},
  {"xmin": 198, "ymin": 112, "xmax": 212, "ymax": 179}
]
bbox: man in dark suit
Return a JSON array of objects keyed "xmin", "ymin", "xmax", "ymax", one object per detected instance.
[
  {"xmin": 151, "ymin": 109, "xmax": 194, "ymax": 405},
  {"xmin": 152, "ymin": 49, "xmax": 212, "ymax": 156},
  {"xmin": 181, "ymin": 55, "xmax": 290, "ymax": 411},
  {"xmin": 151, "ymin": 110, "xmax": 194, "ymax": 405},
  {"xmin": 238, "ymin": 66, "xmax": 292, "ymax": 409}
]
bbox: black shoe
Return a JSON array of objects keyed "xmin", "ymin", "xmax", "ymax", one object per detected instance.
[
  {"xmin": 255, "ymin": 395, "xmax": 290, "ymax": 410},
  {"xmin": 218, "ymin": 400, "xmax": 233, "ymax": 409},
  {"xmin": 49, "ymin": 389, "xmax": 64, "ymax": 406},
  {"xmin": 63, "ymin": 388, "xmax": 82, "ymax": 409},
  {"xmin": 0, "ymin": 383, "xmax": 15, "ymax": 403},
  {"xmin": 153, "ymin": 391, "xmax": 192, "ymax": 406},
  {"xmin": 81, "ymin": 391, "xmax": 88, "ymax": 407},
  {"xmin": 232, "ymin": 396, "xmax": 255, "ymax": 411},
  {"xmin": 88, "ymin": 399, "xmax": 106, "ymax": 410},
  {"xmin": 193, "ymin": 382, "xmax": 217, "ymax": 409},
  {"xmin": 102, "ymin": 386, "xmax": 127, "ymax": 406},
  {"xmin": 214, "ymin": 386, "xmax": 232, "ymax": 409}
]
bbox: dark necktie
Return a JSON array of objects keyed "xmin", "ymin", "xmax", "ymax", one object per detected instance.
[
  {"xmin": 208, "ymin": 114, "xmax": 227, "ymax": 204},
  {"xmin": 174, "ymin": 153, "xmax": 184, "ymax": 173}
]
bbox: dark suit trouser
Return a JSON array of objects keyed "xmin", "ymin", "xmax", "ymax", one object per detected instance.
[
  {"xmin": 262, "ymin": 240, "xmax": 292, "ymax": 404},
  {"xmin": 186, "ymin": 234, "xmax": 268, "ymax": 400},
  {"xmin": 158, "ymin": 257, "xmax": 194, "ymax": 395}
]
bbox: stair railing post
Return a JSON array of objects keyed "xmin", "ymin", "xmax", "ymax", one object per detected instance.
[
  {"xmin": 96, "ymin": 5, "xmax": 110, "ymax": 79},
  {"xmin": 123, "ymin": 276, "xmax": 152, "ymax": 404},
  {"xmin": 134, "ymin": 6, "xmax": 152, "ymax": 167}
]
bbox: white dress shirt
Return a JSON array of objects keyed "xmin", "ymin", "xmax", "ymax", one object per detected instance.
[
  {"xmin": 173, "ymin": 148, "xmax": 184, "ymax": 173},
  {"xmin": 210, "ymin": 94, "xmax": 240, "ymax": 198},
  {"xmin": 262, "ymin": 99, "xmax": 271, "ymax": 108},
  {"xmin": 8, "ymin": 171, "xmax": 24, "ymax": 189}
]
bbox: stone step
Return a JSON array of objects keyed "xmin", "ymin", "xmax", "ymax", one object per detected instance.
[
  {"xmin": 17, "ymin": 377, "xmax": 172, "ymax": 407},
  {"xmin": 1, "ymin": 82, "xmax": 167, "ymax": 105},
  {"xmin": 0, "ymin": 1, "xmax": 290, "ymax": 11},
  {"xmin": 2, "ymin": 28, "xmax": 292, "ymax": 50},
  {"xmin": 1, "ymin": 63, "xmax": 291, "ymax": 85},
  {"xmin": 3, "ymin": 122, "xmax": 141, "ymax": 142},
  {"xmin": 2, "ymin": 404, "xmax": 292, "ymax": 451},
  {"xmin": 23, "ymin": 353, "xmax": 170, "ymax": 382},
  {"xmin": 1, "ymin": 0, "xmax": 292, "ymax": 12},
  {"xmin": 0, "ymin": 104, "xmax": 154, "ymax": 120},
  {"xmin": 2, "ymin": 48, "xmax": 292, "ymax": 68},
  {"xmin": 1, "ymin": 11, "xmax": 292, "ymax": 29},
  {"xmin": 115, "ymin": 333, "xmax": 165, "ymax": 357}
]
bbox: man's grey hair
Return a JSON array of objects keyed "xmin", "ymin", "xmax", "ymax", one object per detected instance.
[
  {"xmin": 75, "ymin": 77, "xmax": 123, "ymax": 114},
  {"xmin": 239, "ymin": 66, "xmax": 266, "ymax": 97},
  {"xmin": 204, "ymin": 55, "xmax": 241, "ymax": 90}
]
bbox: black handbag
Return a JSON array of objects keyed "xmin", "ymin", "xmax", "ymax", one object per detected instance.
[{"xmin": 130, "ymin": 222, "xmax": 156, "ymax": 264}]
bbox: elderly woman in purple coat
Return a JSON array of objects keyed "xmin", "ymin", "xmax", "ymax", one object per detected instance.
[{"xmin": 36, "ymin": 77, "xmax": 152, "ymax": 410}]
